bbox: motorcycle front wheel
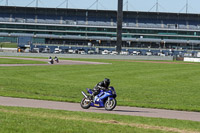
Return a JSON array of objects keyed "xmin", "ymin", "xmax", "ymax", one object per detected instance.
[
  {"xmin": 104, "ymin": 98, "xmax": 117, "ymax": 111},
  {"xmin": 80, "ymin": 97, "xmax": 91, "ymax": 109}
]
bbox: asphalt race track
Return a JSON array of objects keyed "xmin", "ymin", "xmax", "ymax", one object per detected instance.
[
  {"xmin": 0, "ymin": 57, "xmax": 110, "ymax": 66},
  {"xmin": 0, "ymin": 96, "xmax": 200, "ymax": 122}
]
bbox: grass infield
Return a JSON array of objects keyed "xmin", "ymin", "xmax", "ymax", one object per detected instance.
[
  {"xmin": 0, "ymin": 57, "xmax": 200, "ymax": 112},
  {"xmin": 0, "ymin": 58, "xmax": 47, "ymax": 64},
  {"xmin": 0, "ymin": 106, "xmax": 199, "ymax": 133}
]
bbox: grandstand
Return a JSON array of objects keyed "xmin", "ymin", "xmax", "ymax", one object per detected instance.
[{"xmin": 0, "ymin": 5, "xmax": 200, "ymax": 55}]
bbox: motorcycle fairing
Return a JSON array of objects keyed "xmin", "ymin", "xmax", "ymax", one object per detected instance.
[{"xmin": 91, "ymin": 90, "xmax": 113, "ymax": 107}]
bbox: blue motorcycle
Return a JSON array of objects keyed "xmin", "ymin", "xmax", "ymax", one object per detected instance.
[{"xmin": 80, "ymin": 87, "xmax": 117, "ymax": 111}]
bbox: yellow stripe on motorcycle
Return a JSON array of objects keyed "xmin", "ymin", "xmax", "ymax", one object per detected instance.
[{"xmin": 94, "ymin": 104, "xmax": 99, "ymax": 106}]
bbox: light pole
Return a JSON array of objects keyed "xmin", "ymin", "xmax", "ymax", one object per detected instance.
[{"xmin": 116, "ymin": 0, "xmax": 123, "ymax": 54}]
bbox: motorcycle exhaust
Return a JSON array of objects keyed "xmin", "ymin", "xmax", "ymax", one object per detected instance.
[{"xmin": 81, "ymin": 91, "xmax": 88, "ymax": 98}]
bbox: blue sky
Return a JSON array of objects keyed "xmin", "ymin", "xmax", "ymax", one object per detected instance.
[{"xmin": 1, "ymin": 0, "xmax": 200, "ymax": 14}]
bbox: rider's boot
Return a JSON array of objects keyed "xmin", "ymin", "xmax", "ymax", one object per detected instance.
[{"xmin": 88, "ymin": 94, "xmax": 93, "ymax": 101}]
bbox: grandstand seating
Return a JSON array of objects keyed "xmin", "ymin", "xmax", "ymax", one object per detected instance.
[
  {"xmin": 0, "ymin": 32, "xmax": 9, "ymax": 36},
  {"xmin": 10, "ymin": 33, "xmax": 34, "ymax": 37},
  {"xmin": 1, "ymin": 6, "xmax": 200, "ymax": 52},
  {"xmin": 178, "ymin": 24, "xmax": 187, "ymax": 29},
  {"xmin": 1, "ymin": 10, "xmax": 200, "ymax": 31}
]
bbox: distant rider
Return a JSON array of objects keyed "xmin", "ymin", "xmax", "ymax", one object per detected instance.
[
  {"xmin": 54, "ymin": 56, "xmax": 59, "ymax": 63},
  {"xmin": 89, "ymin": 78, "xmax": 110, "ymax": 100},
  {"xmin": 48, "ymin": 56, "xmax": 54, "ymax": 64}
]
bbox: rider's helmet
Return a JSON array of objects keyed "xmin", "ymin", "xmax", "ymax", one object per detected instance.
[{"xmin": 104, "ymin": 78, "xmax": 110, "ymax": 87}]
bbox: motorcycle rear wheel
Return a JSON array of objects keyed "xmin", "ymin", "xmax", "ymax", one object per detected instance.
[
  {"xmin": 80, "ymin": 97, "xmax": 91, "ymax": 109},
  {"xmin": 105, "ymin": 98, "xmax": 117, "ymax": 111}
]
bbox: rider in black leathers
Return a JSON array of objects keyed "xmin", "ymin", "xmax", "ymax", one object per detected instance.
[
  {"xmin": 54, "ymin": 56, "xmax": 59, "ymax": 63},
  {"xmin": 89, "ymin": 78, "xmax": 110, "ymax": 100}
]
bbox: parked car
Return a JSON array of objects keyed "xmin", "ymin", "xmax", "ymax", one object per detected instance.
[
  {"xmin": 102, "ymin": 50, "xmax": 111, "ymax": 55},
  {"xmin": 88, "ymin": 50, "xmax": 95, "ymax": 54},
  {"xmin": 132, "ymin": 51, "xmax": 141, "ymax": 55},
  {"xmin": 146, "ymin": 51, "xmax": 152, "ymax": 56},
  {"xmin": 120, "ymin": 51, "xmax": 129, "ymax": 55},
  {"xmin": 110, "ymin": 51, "xmax": 118, "ymax": 55},
  {"xmin": 54, "ymin": 48, "xmax": 62, "ymax": 54},
  {"xmin": 68, "ymin": 49, "xmax": 74, "ymax": 54}
]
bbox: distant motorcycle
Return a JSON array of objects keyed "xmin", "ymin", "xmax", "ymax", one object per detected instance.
[
  {"xmin": 54, "ymin": 57, "xmax": 59, "ymax": 63},
  {"xmin": 48, "ymin": 59, "xmax": 54, "ymax": 64},
  {"xmin": 80, "ymin": 87, "xmax": 117, "ymax": 111},
  {"xmin": 55, "ymin": 58, "xmax": 59, "ymax": 63}
]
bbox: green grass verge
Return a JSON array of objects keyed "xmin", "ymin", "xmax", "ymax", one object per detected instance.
[
  {"xmin": 0, "ymin": 58, "xmax": 47, "ymax": 64},
  {"xmin": 0, "ymin": 58, "xmax": 200, "ymax": 111},
  {"xmin": 0, "ymin": 43, "xmax": 18, "ymax": 48},
  {"xmin": 0, "ymin": 106, "xmax": 199, "ymax": 133}
]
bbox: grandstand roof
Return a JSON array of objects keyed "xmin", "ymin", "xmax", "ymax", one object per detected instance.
[{"xmin": 0, "ymin": 5, "xmax": 200, "ymax": 17}]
